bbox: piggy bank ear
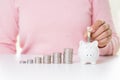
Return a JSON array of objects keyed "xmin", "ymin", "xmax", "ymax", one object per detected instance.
[
  {"xmin": 79, "ymin": 41, "xmax": 85, "ymax": 46},
  {"xmin": 92, "ymin": 41, "xmax": 98, "ymax": 47}
]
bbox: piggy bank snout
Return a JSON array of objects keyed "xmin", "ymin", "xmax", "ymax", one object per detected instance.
[{"xmin": 86, "ymin": 54, "xmax": 93, "ymax": 57}]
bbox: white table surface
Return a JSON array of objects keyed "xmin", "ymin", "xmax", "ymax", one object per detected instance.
[{"xmin": 0, "ymin": 54, "xmax": 120, "ymax": 80}]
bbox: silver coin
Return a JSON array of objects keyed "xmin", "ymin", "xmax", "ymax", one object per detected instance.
[
  {"xmin": 63, "ymin": 48, "xmax": 73, "ymax": 64},
  {"xmin": 53, "ymin": 52, "xmax": 62, "ymax": 64},
  {"xmin": 43, "ymin": 55, "xmax": 51, "ymax": 64}
]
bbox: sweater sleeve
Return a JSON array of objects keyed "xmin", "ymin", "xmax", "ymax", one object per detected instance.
[
  {"xmin": 91, "ymin": 0, "xmax": 120, "ymax": 55},
  {"xmin": 0, "ymin": 0, "xmax": 19, "ymax": 54}
]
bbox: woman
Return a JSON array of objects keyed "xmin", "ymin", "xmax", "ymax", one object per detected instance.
[{"xmin": 0, "ymin": 0, "xmax": 119, "ymax": 55}]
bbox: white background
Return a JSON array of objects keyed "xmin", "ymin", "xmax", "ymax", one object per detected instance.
[
  {"xmin": 16, "ymin": 0, "xmax": 120, "ymax": 54},
  {"xmin": 110, "ymin": 0, "xmax": 120, "ymax": 35}
]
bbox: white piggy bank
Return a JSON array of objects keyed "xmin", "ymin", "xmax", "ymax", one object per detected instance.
[{"xmin": 78, "ymin": 41, "xmax": 99, "ymax": 64}]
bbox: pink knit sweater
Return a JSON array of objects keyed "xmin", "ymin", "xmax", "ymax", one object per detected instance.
[{"xmin": 0, "ymin": 0, "xmax": 119, "ymax": 55}]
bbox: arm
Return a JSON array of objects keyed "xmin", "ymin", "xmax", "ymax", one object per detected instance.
[
  {"xmin": 91, "ymin": 0, "xmax": 120, "ymax": 55},
  {"xmin": 0, "ymin": 0, "xmax": 19, "ymax": 54}
]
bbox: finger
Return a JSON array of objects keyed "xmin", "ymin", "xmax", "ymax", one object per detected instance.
[
  {"xmin": 91, "ymin": 24, "xmax": 110, "ymax": 39},
  {"xmin": 91, "ymin": 20, "xmax": 105, "ymax": 32},
  {"xmin": 94, "ymin": 29, "xmax": 112, "ymax": 41},
  {"xmin": 98, "ymin": 36, "xmax": 112, "ymax": 48}
]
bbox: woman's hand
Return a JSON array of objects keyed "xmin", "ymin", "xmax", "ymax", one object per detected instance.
[{"xmin": 91, "ymin": 20, "xmax": 112, "ymax": 48}]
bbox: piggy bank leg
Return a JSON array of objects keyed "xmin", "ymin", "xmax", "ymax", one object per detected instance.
[
  {"xmin": 80, "ymin": 60, "xmax": 96, "ymax": 64},
  {"xmin": 91, "ymin": 61, "xmax": 96, "ymax": 64},
  {"xmin": 80, "ymin": 60, "xmax": 87, "ymax": 64}
]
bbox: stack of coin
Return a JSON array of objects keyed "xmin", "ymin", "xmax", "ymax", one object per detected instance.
[
  {"xmin": 27, "ymin": 59, "xmax": 34, "ymax": 64},
  {"xmin": 19, "ymin": 60, "xmax": 27, "ymax": 64},
  {"xmin": 63, "ymin": 48, "xmax": 73, "ymax": 64},
  {"xmin": 52, "ymin": 52, "xmax": 62, "ymax": 64},
  {"xmin": 43, "ymin": 55, "xmax": 51, "ymax": 64},
  {"xmin": 35, "ymin": 57, "xmax": 42, "ymax": 64}
]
